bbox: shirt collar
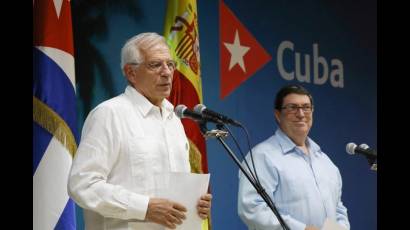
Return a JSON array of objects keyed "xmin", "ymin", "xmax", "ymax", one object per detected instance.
[
  {"xmin": 275, "ymin": 128, "xmax": 322, "ymax": 156},
  {"xmin": 124, "ymin": 85, "xmax": 174, "ymax": 119}
]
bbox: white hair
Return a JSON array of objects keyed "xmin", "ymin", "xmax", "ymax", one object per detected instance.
[{"xmin": 120, "ymin": 32, "xmax": 169, "ymax": 75}]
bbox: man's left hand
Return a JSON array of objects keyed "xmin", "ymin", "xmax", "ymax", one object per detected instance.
[{"xmin": 197, "ymin": 194, "xmax": 212, "ymax": 219}]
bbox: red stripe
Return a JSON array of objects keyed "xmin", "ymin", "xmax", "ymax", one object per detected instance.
[
  {"xmin": 33, "ymin": 0, "xmax": 74, "ymax": 55},
  {"xmin": 168, "ymin": 70, "xmax": 208, "ymax": 173}
]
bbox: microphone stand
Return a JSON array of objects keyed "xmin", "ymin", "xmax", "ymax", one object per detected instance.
[{"xmin": 201, "ymin": 123, "xmax": 290, "ymax": 230}]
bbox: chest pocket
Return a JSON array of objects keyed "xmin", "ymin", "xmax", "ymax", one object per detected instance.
[{"xmin": 128, "ymin": 137, "xmax": 164, "ymax": 179}]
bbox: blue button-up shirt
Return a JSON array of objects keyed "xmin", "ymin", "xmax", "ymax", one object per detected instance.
[{"xmin": 238, "ymin": 129, "xmax": 350, "ymax": 230}]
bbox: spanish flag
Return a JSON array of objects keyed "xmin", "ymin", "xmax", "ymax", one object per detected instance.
[{"xmin": 164, "ymin": 0, "xmax": 211, "ymax": 229}]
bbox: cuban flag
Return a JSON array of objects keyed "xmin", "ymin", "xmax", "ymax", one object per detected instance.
[{"xmin": 33, "ymin": 0, "xmax": 77, "ymax": 229}]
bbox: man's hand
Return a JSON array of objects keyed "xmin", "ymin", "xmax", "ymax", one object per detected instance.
[
  {"xmin": 145, "ymin": 198, "xmax": 187, "ymax": 229},
  {"xmin": 305, "ymin": 226, "xmax": 320, "ymax": 230},
  {"xmin": 197, "ymin": 193, "xmax": 212, "ymax": 219}
]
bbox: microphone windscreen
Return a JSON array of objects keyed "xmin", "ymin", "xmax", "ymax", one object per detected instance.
[
  {"xmin": 359, "ymin": 143, "xmax": 369, "ymax": 149},
  {"xmin": 346, "ymin": 142, "xmax": 357, "ymax": 155},
  {"xmin": 193, "ymin": 104, "xmax": 206, "ymax": 113},
  {"xmin": 175, "ymin": 104, "xmax": 187, "ymax": 118}
]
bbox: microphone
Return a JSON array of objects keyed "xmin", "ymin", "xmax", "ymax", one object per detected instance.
[
  {"xmin": 346, "ymin": 142, "xmax": 377, "ymax": 159},
  {"xmin": 175, "ymin": 104, "xmax": 230, "ymax": 138},
  {"xmin": 193, "ymin": 104, "xmax": 241, "ymax": 127},
  {"xmin": 174, "ymin": 104, "xmax": 222, "ymax": 124}
]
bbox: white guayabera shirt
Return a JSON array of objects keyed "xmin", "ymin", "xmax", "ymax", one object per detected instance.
[{"xmin": 68, "ymin": 85, "xmax": 190, "ymax": 230}]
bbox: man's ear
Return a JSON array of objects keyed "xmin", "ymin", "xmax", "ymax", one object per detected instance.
[
  {"xmin": 123, "ymin": 64, "xmax": 135, "ymax": 83},
  {"xmin": 274, "ymin": 109, "xmax": 281, "ymax": 124}
]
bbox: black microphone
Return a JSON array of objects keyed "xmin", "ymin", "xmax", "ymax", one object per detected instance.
[
  {"xmin": 174, "ymin": 104, "xmax": 222, "ymax": 124},
  {"xmin": 346, "ymin": 142, "xmax": 377, "ymax": 159},
  {"xmin": 193, "ymin": 104, "xmax": 241, "ymax": 127}
]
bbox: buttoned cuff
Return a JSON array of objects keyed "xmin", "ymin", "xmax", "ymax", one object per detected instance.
[{"xmin": 125, "ymin": 193, "xmax": 150, "ymax": 220}]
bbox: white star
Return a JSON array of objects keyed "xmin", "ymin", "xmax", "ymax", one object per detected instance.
[
  {"xmin": 53, "ymin": 0, "xmax": 63, "ymax": 18},
  {"xmin": 224, "ymin": 30, "xmax": 250, "ymax": 72}
]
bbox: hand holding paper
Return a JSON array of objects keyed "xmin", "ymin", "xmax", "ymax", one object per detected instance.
[
  {"xmin": 145, "ymin": 198, "xmax": 187, "ymax": 229},
  {"xmin": 154, "ymin": 172, "xmax": 210, "ymax": 230},
  {"xmin": 197, "ymin": 193, "xmax": 212, "ymax": 219}
]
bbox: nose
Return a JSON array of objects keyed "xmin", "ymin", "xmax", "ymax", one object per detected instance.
[
  {"xmin": 159, "ymin": 66, "xmax": 173, "ymax": 78},
  {"xmin": 161, "ymin": 62, "xmax": 174, "ymax": 73},
  {"xmin": 159, "ymin": 66, "xmax": 173, "ymax": 80},
  {"xmin": 295, "ymin": 108, "xmax": 305, "ymax": 117}
]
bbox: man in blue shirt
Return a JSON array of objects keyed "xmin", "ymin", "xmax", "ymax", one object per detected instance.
[{"xmin": 238, "ymin": 84, "xmax": 350, "ymax": 230}]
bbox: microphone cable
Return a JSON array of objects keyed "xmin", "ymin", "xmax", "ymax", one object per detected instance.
[
  {"xmin": 223, "ymin": 123, "xmax": 290, "ymax": 230},
  {"xmin": 222, "ymin": 124, "xmax": 259, "ymax": 185}
]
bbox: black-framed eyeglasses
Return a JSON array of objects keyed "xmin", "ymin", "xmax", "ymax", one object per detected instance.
[
  {"xmin": 129, "ymin": 60, "xmax": 177, "ymax": 72},
  {"xmin": 281, "ymin": 104, "xmax": 313, "ymax": 114}
]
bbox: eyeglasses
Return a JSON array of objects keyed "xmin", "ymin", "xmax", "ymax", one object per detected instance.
[
  {"xmin": 281, "ymin": 104, "xmax": 313, "ymax": 114},
  {"xmin": 129, "ymin": 60, "xmax": 177, "ymax": 72}
]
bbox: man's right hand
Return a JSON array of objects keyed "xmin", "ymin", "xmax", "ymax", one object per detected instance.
[{"xmin": 145, "ymin": 198, "xmax": 187, "ymax": 229}]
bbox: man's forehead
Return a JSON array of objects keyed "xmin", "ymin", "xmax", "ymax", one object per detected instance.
[
  {"xmin": 143, "ymin": 45, "xmax": 170, "ymax": 58},
  {"xmin": 283, "ymin": 94, "xmax": 310, "ymax": 103}
]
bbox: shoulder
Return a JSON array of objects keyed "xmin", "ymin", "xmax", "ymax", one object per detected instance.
[
  {"xmin": 252, "ymin": 134, "xmax": 282, "ymax": 156},
  {"xmin": 83, "ymin": 94, "xmax": 133, "ymax": 128},
  {"xmin": 246, "ymin": 134, "xmax": 284, "ymax": 168},
  {"xmin": 89, "ymin": 94, "xmax": 131, "ymax": 116}
]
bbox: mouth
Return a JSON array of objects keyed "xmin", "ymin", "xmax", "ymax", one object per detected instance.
[
  {"xmin": 158, "ymin": 83, "xmax": 171, "ymax": 87},
  {"xmin": 293, "ymin": 121, "xmax": 306, "ymax": 126}
]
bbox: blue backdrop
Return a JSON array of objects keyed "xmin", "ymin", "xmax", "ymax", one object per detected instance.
[{"xmin": 72, "ymin": 0, "xmax": 377, "ymax": 229}]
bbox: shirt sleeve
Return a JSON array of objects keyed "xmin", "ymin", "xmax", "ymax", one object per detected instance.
[
  {"xmin": 237, "ymin": 151, "xmax": 307, "ymax": 230},
  {"xmin": 335, "ymin": 171, "xmax": 350, "ymax": 229},
  {"xmin": 68, "ymin": 106, "xmax": 149, "ymax": 221}
]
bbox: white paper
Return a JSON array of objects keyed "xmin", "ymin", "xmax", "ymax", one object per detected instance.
[
  {"xmin": 322, "ymin": 218, "xmax": 347, "ymax": 230},
  {"xmin": 154, "ymin": 172, "xmax": 210, "ymax": 230}
]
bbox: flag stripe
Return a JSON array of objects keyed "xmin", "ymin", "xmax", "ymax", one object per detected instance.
[
  {"xmin": 33, "ymin": 0, "xmax": 74, "ymax": 55},
  {"xmin": 55, "ymin": 200, "xmax": 77, "ymax": 230},
  {"xmin": 171, "ymin": 71, "xmax": 208, "ymax": 172},
  {"xmin": 33, "ymin": 137, "xmax": 73, "ymax": 230},
  {"xmin": 33, "ymin": 97, "xmax": 77, "ymax": 170},
  {"xmin": 33, "ymin": 122, "xmax": 53, "ymax": 175},
  {"xmin": 36, "ymin": 46, "xmax": 76, "ymax": 90},
  {"xmin": 33, "ymin": 47, "xmax": 77, "ymax": 138}
]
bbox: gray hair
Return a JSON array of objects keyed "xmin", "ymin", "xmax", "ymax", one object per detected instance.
[{"xmin": 120, "ymin": 32, "xmax": 169, "ymax": 75}]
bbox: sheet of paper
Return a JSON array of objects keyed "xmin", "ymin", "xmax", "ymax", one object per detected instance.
[
  {"xmin": 154, "ymin": 172, "xmax": 210, "ymax": 230},
  {"xmin": 322, "ymin": 218, "xmax": 347, "ymax": 230}
]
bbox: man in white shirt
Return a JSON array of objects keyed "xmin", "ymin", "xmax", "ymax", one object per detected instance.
[{"xmin": 68, "ymin": 32, "xmax": 212, "ymax": 230}]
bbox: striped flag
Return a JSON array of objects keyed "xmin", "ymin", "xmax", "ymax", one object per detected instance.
[
  {"xmin": 33, "ymin": 0, "xmax": 77, "ymax": 229},
  {"xmin": 164, "ymin": 0, "xmax": 211, "ymax": 229}
]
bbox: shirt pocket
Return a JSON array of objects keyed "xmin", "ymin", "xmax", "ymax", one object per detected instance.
[
  {"xmin": 321, "ymin": 171, "xmax": 340, "ymax": 202},
  {"xmin": 128, "ymin": 138, "xmax": 158, "ymax": 178}
]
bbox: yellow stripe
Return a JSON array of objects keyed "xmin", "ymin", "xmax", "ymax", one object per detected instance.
[
  {"xmin": 33, "ymin": 96, "xmax": 77, "ymax": 158},
  {"xmin": 164, "ymin": 0, "xmax": 203, "ymax": 102},
  {"xmin": 188, "ymin": 139, "xmax": 203, "ymax": 173},
  {"xmin": 202, "ymin": 217, "xmax": 211, "ymax": 230}
]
